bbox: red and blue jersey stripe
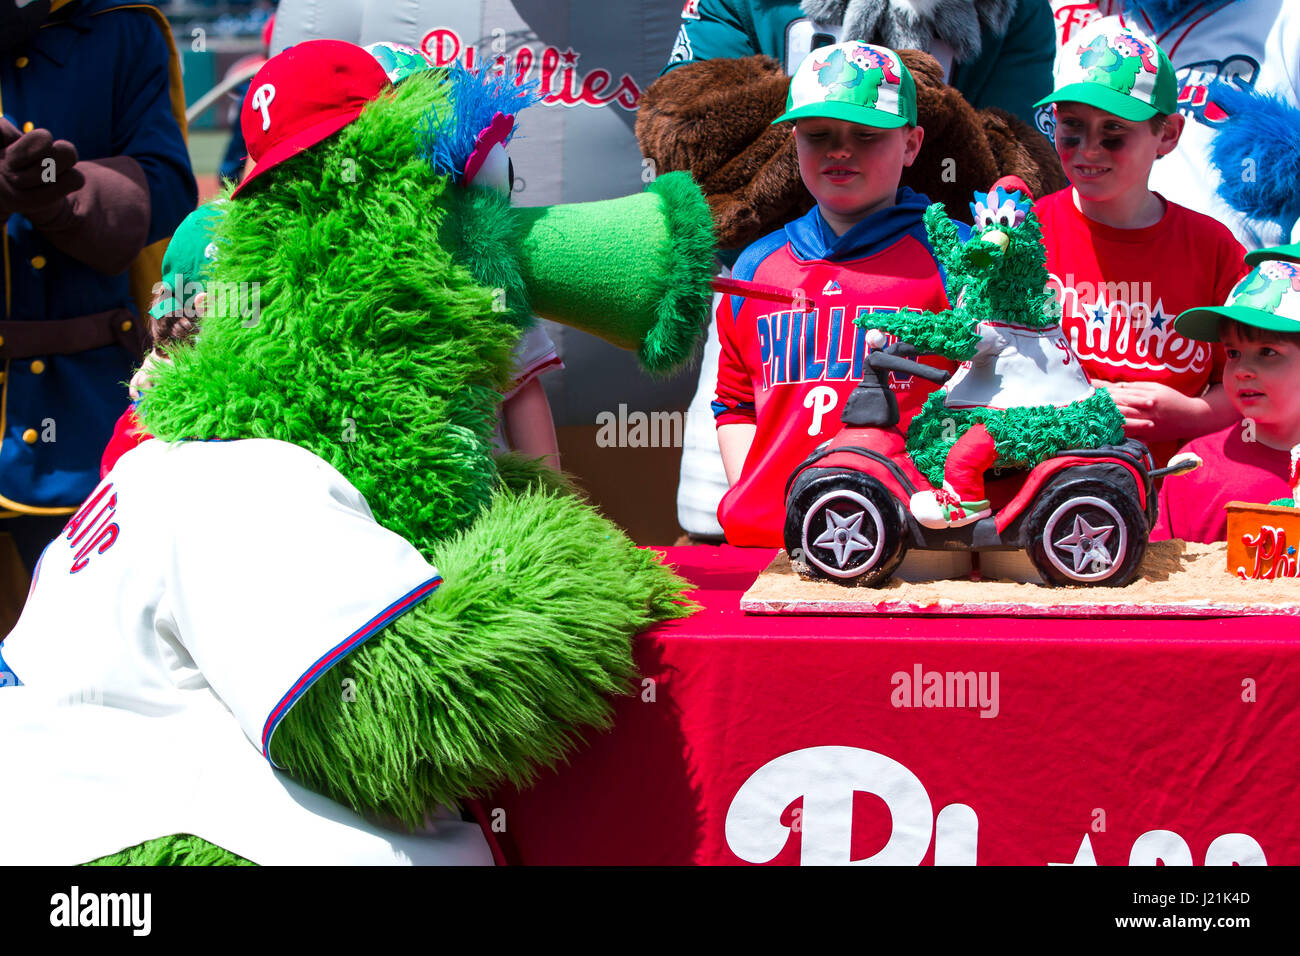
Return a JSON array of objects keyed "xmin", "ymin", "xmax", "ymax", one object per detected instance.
[{"xmin": 260, "ymin": 575, "xmax": 443, "ymax": 766}]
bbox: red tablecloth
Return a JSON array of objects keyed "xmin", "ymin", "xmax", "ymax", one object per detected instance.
[{"xmin": 480, "ymin": 546, "xmax": 1298, "ymax": 865}]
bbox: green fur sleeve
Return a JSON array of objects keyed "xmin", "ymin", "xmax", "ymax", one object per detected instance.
[
  {"xmin": 269, "ymin": 486, "xmax": 696, "ymax": 827},
  {"xmin": 922, "ymin": 204, "xmax": 965, "ymax": 280},
  {"xmin": 856, "ymin": 307, "xmax": 981, "ymax": 360}
]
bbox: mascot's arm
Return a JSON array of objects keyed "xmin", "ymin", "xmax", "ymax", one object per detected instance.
[
  {"xmin": 269, "ymin": 486, "xmax": 696, "ymax": 827},
  {"xmin": 660, "ymin": 0, "xmax": 757, "ymax": 68},
  {"xmin": 950, "ymin": 0, "xmax": 1055, "ymax": 124},
  {"xmin": 858, "ymin": 205, "xmax": 979, "ymax": 358},
  {"xmin": 860, "ymin": 307, "xmax": 980, "ymax": 361}
]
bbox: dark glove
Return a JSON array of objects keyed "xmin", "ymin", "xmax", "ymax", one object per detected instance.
[
  {"xmin": 1, "ymin": 116, "xmax": 151, "ymax": 274},
  {"xmin": 0, "ymin": 117, "xmax": 82, "ymax": 219}
]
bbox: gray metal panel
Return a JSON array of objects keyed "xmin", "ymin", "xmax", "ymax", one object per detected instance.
[{"xmin": 270, "ymin": 0, "xmax": 365, "ymax": 52}]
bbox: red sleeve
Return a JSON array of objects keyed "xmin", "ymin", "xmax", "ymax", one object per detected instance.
[
  {"xmin": 1217, "ymin": 230, "xmax": 1250, "ymax": 303},
  {"xmin": 100, "ymin": 406, "xmax": 151, "ymax": 478},
  {"xmin": 1207, "ymin": 227, "xmax": 1248, "ymax": 385},
  {"xmin": 713, "ymin": 293, "xmax": 756, "ymax": 427}
]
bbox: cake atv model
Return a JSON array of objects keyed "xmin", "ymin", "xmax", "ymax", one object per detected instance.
[{"xmin": 783, "ymin": 342, "xmax": 1200, "ymax": 587}]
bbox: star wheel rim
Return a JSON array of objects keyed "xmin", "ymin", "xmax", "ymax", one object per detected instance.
[
  {"xmin": 801, "ymin": 488, "xmax": 886, "ymax": 579},
  {"xmin": 1042, "ymin": 495, "xmax": 1127, "ymax": 583}
]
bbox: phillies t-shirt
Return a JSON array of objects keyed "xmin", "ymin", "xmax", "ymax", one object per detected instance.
[
  {"xmin": 715, "ymin": 195, "xmax": 957, "ymax": 547},
  {"xmin": 1152, "ymin": 422, "xmax": 1295, "ymax": 544},
  {"xmin": 0, "ymin": 438, "xmax": 491, "ymax": 865},
  {"xmin": 1034, "ymin": 188, "xmax": 1247, "ymax": 463}
]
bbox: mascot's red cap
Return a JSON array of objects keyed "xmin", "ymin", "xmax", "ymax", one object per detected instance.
[
  {"xmin": 992, "ymin": 175, "xmax": 1033, "ymax": 202},
  {"xmin": 233, "ymin": 39, "xmax": 390, "ymax": 197}
]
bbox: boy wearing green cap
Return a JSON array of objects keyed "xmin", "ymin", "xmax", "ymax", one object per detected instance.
[
  {"xmin": 99, "ymin": 202, "xmax": 226, "ymax": 476},
  {"xmin": 1151, "ymin": 250, "xmax": 1300, "ymax": 544},
  {"xmin": 1032, "ymin": 20, "xmax": 1247, "ymax": 469},
  {"xmin": 714, "ymin": 41, "xmax": 961, "ymax": 546}
]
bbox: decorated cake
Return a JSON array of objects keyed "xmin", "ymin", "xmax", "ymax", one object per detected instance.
[{"xmin": 782, "ymin": 181, "xmax": 1180, "ymax": 590}]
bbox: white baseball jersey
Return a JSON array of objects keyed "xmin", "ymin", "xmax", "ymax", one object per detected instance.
[
  {"xmin": 0, "ymin": 438, "xmax": 491, "ymax": 866},
  {"xmin": 944, "ymin": 320, "xmax": 1096, "ymax": 410},
  {"xmin": 1049, "ymin": 1, "xmax": 1300, "ymax": 249}
]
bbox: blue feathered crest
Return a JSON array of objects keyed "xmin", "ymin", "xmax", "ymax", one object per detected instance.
[
  {"xmin": 970, "ymin": 185, "xmax": 1031, "ymax": 231},
  {"xmin": 418, "ymin": 60, "xmax": 542, "ymax": 182},
  {"xmin": 1208, "ymin": 81, "xmax": 1300, "ymax": 233}
]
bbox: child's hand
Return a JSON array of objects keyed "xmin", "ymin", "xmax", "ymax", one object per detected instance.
[
  {"xmin": 1097, "ymin": 380, "xmax": 1218, "ymax": 441},
  {"xmin": 128, "ymin": 350, "xmax": 172, "ymax": 401}
]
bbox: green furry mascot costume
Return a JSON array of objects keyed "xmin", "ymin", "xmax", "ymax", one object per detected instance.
[
  {"xmin": 0, "ymin": 41, "xmax": 714, "ymax": 865},
  {"xmin": 862, "ymin": 180, "xmax": 1125, "ymax": 529}
]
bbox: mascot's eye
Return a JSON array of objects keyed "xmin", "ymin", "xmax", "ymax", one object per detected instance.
[
  {"xmin": 999, "ymin": 214, "xmax": 1011, "ymax": 227},
  {"xmin": 465, "ymin": 142, "xmax": 512, "ymax": 196}
]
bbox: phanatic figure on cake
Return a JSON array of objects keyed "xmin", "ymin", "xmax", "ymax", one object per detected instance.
[
  {"xmin": 0, "ymin": 41, "xmax": 714, "ymax": 865},
  {"xmin": 861, "ymin": 179, "xmax": 1125, "ymax": 528}
]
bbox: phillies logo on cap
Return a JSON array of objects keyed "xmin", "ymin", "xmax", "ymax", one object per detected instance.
[
  {"xmin": 234, "ymin": 40, "xmax": 391, "ymax": 197},
  {"xmin": 251, "ymin": 83, "xmax": 276, "ymax": 132}
]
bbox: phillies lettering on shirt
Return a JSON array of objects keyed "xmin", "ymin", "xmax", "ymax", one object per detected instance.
[
  {"xmin": 1052, "ymin": 0, "xmax": 1110, "ymax": 46},
  {"xmin": 1050, "ymin": 272, "xmax": 1211, "ymax": 379},
  {"xmin": 715, "ymin": 192, "xmax": 959, "ymax": 546},
  {"xmin": 63, "ymin": 481, "xmax": 121, "ymax": 574},
  {"xmin": 752, "ymin": 303, "xmax": 925, "ymax": 389},
  {"xmin": 1036, "ymin": 188, "xmax": 1243, "ymax": 389}
]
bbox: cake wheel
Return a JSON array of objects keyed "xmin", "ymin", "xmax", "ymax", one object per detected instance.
[
  {"xmin": 785, "ymin": 471, "xmax": 908, "ymax": 586},
  {"xmin": 1026, "ymin": 480, "xmax": 1147, "ymax": 587}
]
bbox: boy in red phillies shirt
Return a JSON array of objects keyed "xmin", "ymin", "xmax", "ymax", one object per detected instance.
[
  {"xmin": 1154, "ymin": 248, "xmax": 1300, "ymax": 544},
  {"xmin": 713, "ymin": 42, "xmax": 962, "ymax": 547},
  {"xmin": 1032, "ymin": 20, "xmax": 1247, "ymax": 467}
]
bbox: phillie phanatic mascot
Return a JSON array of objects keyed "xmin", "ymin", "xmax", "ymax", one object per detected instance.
[{"xmin": 0, "ymin": 40, "xmax": 714, "ymax": 865}]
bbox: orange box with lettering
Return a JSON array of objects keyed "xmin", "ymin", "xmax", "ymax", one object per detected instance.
[{"xmin": 1226, "ymin": 501, "xmax": 1300, "ymax": 579}]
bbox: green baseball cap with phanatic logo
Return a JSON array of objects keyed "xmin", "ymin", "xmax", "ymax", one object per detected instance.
[
  {"xmin": 1035, "ymin": 21, "xmax": 1176, "ymax": 122},
  {"xmin": 151, "ymin": 202, "xmax": 226, "ymax": 319},
  {"xmin": 1245, "ymin": 242, "xmax": 1300, "ymax": 268},
  {"xmin": 1176, "ymin": 260, "xmax": 1300, "ymax": 341},
  {"xmin": 773, "ymin": 41, "xmax": 917, "ymax": 129}
]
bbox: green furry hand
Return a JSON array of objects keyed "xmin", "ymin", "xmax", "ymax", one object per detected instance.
[
  {"xmin": 270, "ymin": 486, "xmax": 697, "ymax": 827},
  {"xmin": 859, "ymin": 307, "xmax": 981, "ymax": 360}
]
